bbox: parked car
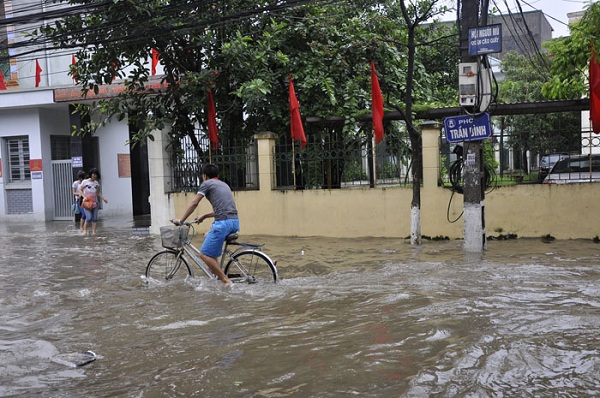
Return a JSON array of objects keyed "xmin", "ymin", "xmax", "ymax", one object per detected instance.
[
  {"xmin": 539, "ymin": 153, "xmax": 569, "ymax": 182},
  {"xmin": 543, "ymin": 154, "xmax": 600, "ymax": 184}
]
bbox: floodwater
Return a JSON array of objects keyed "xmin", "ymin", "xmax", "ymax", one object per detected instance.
[{"xmin": 0, "ymin": 219, "xmax": 598, "ymax": 398}]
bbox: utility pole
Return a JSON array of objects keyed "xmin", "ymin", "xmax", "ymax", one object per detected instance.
[{"xmin": 460, "ymin": 0, "xmax": 487, "ymax": 252}]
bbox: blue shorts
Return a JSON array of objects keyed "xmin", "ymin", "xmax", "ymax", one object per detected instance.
[
  {"xmin": 83, "ymin": 207, "xmax": 99, "ymax": 222},
  {"xmin": 77, "ymin": 204, "xmax": 86, "ymax": 220},
  {"xmin": 201, "ymin": 219, "xmax": 240, "ymax": 258}
]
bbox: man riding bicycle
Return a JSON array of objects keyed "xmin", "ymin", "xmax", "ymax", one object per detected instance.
[{"xmin": 172, "ymin": 164, "xmax": 239, "ymax": 286}]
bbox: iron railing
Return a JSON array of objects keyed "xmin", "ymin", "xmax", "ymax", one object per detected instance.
[
  {"xmin": 439, "ymin": 112, "xmax": 598, "ymax": 187},
  {"xmin": 273, "ymin": 135, "xmax": 412, "ymax": 189},
  {"xmin": 169, "ymin": 112, "xmax": 597, "ymax": 192},
  {"xmin": 170, "ymin": 131, "xmax": 259, "ymax": 192}
]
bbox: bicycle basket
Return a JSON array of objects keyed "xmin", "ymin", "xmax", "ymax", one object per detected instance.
[{"xmin": 160, "ymin": 226, "xmax": 189, "ymax": 249}]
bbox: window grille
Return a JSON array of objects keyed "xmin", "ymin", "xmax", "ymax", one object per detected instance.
[{"xmin": 7, "ymin": 137, "xmax": 30, "ymax": 183}]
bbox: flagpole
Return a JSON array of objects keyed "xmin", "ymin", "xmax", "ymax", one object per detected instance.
[
  {"xmin": 292, "ymin": 141, "xmax": 297, "ymax": 188},
  {"xmin": 372, "ymin": 133, "xmax": 377, "ymax": 188},
  {"xmin": 372, "ymin": 135, "xmax": 377, "ymax": 188},
  {"xmin": 590, "ymin": 121, "xmax": 592, "ymax": 155},
  {"xmin": 589, "ymin": 122, "xmax": 593, "ymax": 181}
]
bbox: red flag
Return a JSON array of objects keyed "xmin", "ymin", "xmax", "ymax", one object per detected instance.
[
  {"xmin": 590, "ymin": 45, "xmax": 600, "ymax": 134},
  {"xmin": 371, "ymin": 61, "xmax": 384, "ymax": 144},
  {"xmin": 0, "ymin": 71, "xmax": 6, "ymax": 90},
  {"xmin": 151, "ymin": 48, "xmax": 159, "ymax": 76},
  {"xmin": 207, "ymin": 90, "xmax": 219, "ymax": 151},
  {"xmin": 35, "ymin": 59, "xmax": 42, "ymax": 87},
  {"xmin": 289, "ymin": 74, "xmax": 307, "ymax": 149},
  {"xmin": 71, "ymin": 54, "xmax": 78, "ymax": 82}
]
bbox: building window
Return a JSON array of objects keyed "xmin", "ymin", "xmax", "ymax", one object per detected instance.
[
  {"xmin": 7, "ymin": 136, "xmax": 30, "ymax": 183},
  {"xmin": 51, "ymin": 135, "xmax": 71, "ymax": 160}
]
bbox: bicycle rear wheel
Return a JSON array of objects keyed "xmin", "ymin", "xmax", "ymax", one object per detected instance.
[
  {"xmin": 224, "ymin": 250, "xmax": 277, "ymax": 284},
  {"xmin": 145, "ymin": 250, "xmax": 192, "ymax": 282}
]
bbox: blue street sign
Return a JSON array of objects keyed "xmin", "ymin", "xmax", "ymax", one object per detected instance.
[
  {"xmin": 444, "ymin": 113, "xmax": 492, "ymax": 143},
  {"xmin": 468, "ymin": 24, "xmax": 502, "ymax": 55}
]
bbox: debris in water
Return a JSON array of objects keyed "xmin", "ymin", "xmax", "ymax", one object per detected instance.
[{"xmin": 52, "ymin": 350, "xmax": 97, "ymax": 367}]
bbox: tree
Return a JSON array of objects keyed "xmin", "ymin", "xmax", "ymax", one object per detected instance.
[
  {"xmin": 37, "ymin": 1, "xmax": 399, "ymax": 148},
  {"xmin": 37, "ymin": 1, "xmax": 314, "ymax": 149},
  {"xmin": 498, "ymin": 51, "xmax": 580, "ymax": 170},
  {"xmin": 542, "ymin": 2, "xmax": 600, "ymax": 99},
  {"xmin": 37, "ymin": 0, "xmax": 456, "ymax": 136},
  {"xmin": 36, "ymin": 0, "xmax": 457, "ymax": 244},
  {"xmin": 377, "ymin": 0, "xmax": 452, "ymax": 244}
]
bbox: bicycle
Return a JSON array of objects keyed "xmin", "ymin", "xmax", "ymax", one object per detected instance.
[{"xmin": 145, "ymin": 222, "xmax": 278, "ymax": 284}]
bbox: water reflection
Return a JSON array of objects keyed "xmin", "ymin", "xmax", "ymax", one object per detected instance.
[{"xmin": 0, "ymin": 220, "xmax": 598, "ymax": 397}]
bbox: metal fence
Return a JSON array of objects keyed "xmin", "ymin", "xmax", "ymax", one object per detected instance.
[
  {"xmin": 169, "ymin": 112, "xmax": 598, "ymax": 192},
  {"xmin": 171, "ymin": 129, "xmax": 413, "ymax": 192},
  {"xmin": 439, "ymin": 112, "xmax": 599, "ymax": 187},
  {"xmin": 170, "ymin": 130, "xmax": 259, "ymax": 192},
  {"xmin": 273, "ymin": 134, "xmax": 412, "ymax": 190}
]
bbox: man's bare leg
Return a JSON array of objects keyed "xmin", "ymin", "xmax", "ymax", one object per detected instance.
[{"xmin": 199, "ymin": 253, "xmax": 232, "ymax": 286}]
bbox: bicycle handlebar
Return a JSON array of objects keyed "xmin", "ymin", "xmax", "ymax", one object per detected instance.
[{"xmin": 170, "ymin": 219, "xmax": 195, "ymax": 226}]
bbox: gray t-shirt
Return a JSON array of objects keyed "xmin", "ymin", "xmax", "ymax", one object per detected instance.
[{"xmin": 197, "ymin": 178, "xmax": 238, "ymax": 220}]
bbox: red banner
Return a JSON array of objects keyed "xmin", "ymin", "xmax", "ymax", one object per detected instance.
[{"xmin": 289, "ymin": 74, "xmax": 307, "ymax": 149}]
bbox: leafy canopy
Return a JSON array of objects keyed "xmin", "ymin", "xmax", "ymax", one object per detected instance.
[
  {"xmin": 498, "ymin": 51, "xmax": 581, "ymax": 156},
  {"xmin": 37, "ymin": 0, "xmax": 457, "ymax": 150},
  {"xmin": 542, "ymin": 1, "xmax": 600, "ymax": 99}
]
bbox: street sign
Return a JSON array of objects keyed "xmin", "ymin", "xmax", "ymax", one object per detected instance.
[
  {"xmin": 72, "ymin": 156, "xmax": 83, "ymax": 168},
  {"xmin": 468, "ymin": 24, "xmax": 502, "ymax": 55},
  {"xmin": 444, "ymin": 113, "xmax": 492, "ymax": 143}
]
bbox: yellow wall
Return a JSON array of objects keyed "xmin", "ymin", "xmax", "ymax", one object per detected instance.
[
  {"xmin": 485, "ymin": 183, "xmax": 600, "ymax": 239},
  {"xmin": 162, "ymin": 128, "xmax": 600, "ymax": 240}
]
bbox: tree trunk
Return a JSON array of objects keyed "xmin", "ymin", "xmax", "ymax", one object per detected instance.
[{"xmin": 404, "ymin": 17, "xmax": 422, "ymax": 245}]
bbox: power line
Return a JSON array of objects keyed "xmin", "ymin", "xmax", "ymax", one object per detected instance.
[
  {"xmin": 490, "ymin": 0, "xmax": 551, "ymax": 75},
  {"xmin": 1, "ymin": 0, "xmax": 348, "ymax": 65}
]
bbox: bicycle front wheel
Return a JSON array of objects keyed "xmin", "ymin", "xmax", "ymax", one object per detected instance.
[
  {"xmin": 145, "ymin": 250, "xmax": 192, "ymax": 282},
  {"xmin": 224, "ymin": 250, "xmax": 277, "ymax": 284}
]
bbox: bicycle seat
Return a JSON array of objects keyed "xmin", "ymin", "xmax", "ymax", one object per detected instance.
[{"xmin": 226, "ymin": 233, "xmax": 238, "ymax": 243}]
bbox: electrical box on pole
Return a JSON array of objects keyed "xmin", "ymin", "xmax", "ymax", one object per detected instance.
[
  {"xmin": 458, "ymin": 62, "xmax": 492, "ymax": 111},
  {"xmin": 459, "ymin": 62, "xmax": 479, "ymax": 107}
]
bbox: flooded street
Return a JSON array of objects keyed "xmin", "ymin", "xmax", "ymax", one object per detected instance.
[{"xmin": 0, "ymin": 219, "xmax": 598, "ymax": 397}]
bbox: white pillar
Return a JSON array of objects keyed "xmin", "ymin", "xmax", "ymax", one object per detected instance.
[{"xmin": 147, "ymin": 126, "xmax": 175, "ymax": 234}]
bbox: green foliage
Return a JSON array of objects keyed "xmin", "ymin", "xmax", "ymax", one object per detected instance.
[
  {"xmin": 542, "ymin": 2, "xmax": 600, "ymax": 99},
  {"xmin": 377, "ymin": 161, "xmax": 400, "ymax": 179},
  {"xmin": 382, "ymin": 120, "xmax": 411, "ymax": 160},
  {"xmin": 499, "ymin": 51, "xmax": 547, "ymax": 102},
  {"xmin": 497, "ymin": 51, "xmax": 581, "ymax": 157},
  {"xmin": 342, "ymin": 160, "xmax": 368, "ymax": 181},
  {"xmin": 0, "ymin": 46, "xmax": 8, "ymax": 78},
  {"xmin": 483, "ymin": 140, "xmax": 498, "ymax": 171},
  {"xmin": 36, "ymin": 0, "xmax": 457, "ymax": 153}
]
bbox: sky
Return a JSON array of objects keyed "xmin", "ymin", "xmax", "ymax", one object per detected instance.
[
  {"xmin": 492, "ymin": 0, "xmax": 592, "ymax": 38},
  {"xmin": 439, "ymin": 0, "xmax": 592, "ymax": 38}
]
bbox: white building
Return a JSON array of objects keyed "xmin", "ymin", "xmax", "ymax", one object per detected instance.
[{"xmin": 0, "ymin": 0, "xmax": 151, "ymax": 223}]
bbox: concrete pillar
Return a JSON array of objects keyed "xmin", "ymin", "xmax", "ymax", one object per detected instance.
[
  {"xmin": 421, "ymin": 121, "xmax": 442, "ymax": 189},
  {"xmin": 147, "ymin": 126, "xmax": 175, "ymax": 234},
  {"xmin": 254, "ymin": 132, "xmax": 277, "ymax": 191}
]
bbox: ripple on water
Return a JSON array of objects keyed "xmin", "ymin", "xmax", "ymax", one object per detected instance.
[
  {"xmin": 0, "ymin": 339, "xmax": 92, "ymax": 395},
  {"xmin": 150, "ymin": 319, "xmax": 211, "ymax": 331},
  {"xmin": 1, "ymin": 228, "xmax": 599, "ymax": 397}
]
